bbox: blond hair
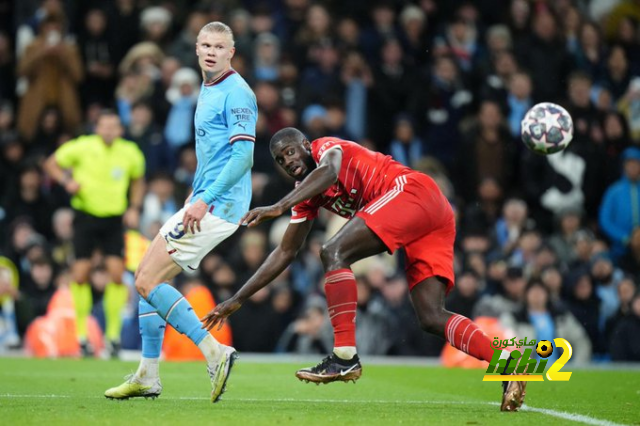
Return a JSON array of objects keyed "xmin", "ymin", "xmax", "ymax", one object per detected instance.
[{"xmin": 199, "ymin": 21, "xmax": 235, "ymax": 46}]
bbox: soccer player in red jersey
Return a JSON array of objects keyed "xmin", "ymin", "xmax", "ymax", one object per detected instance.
[{"xmin": 202, "ymin": 127, "xmax": 527, "ymax": 411}]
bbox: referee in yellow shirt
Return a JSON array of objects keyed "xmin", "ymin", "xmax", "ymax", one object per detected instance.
[{"xmin": 44, "ymin": 110, "xmax": 145, "ymax": 356}]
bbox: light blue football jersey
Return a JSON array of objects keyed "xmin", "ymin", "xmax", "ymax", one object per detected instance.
[{"xmin": 191, "ymin": 70, "xmax": 257, "ymax": 223}]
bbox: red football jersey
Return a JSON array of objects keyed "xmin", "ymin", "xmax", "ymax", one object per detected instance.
[{"xmin": 291, "ymin": 137, "xmax": 413, "ymax": 222}]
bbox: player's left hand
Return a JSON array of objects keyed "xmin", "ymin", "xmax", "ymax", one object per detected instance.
[
  {"xmin": 183, "ymin": 199, "xmax": 208, "ymax": 234},
  {"xmin": 240, "ymin": 204, "xmax": 284, "ymax": 227},
  {"xmin": 201, "ymin": 297, "xmax": 243, "ymax": 331}
]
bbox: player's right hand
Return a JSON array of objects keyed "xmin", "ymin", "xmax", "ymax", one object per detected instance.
[
  {"xmin": 240, "ymin": 204, "xmax": 284, "ymax": 227},
  {"xmin": 201, "ymin": 297, "xmax": 243, "ymax": 331}
]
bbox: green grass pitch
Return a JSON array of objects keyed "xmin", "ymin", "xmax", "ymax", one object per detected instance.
[{"xmin": 0, "ymin": 357, "xmax": 638, "ymax": 425}]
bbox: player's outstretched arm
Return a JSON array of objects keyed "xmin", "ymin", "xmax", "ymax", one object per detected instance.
[
  {"xmin": 240, "ymin": 149, "xmax": 342, "ymax": 227},
  {"xmin": 201, "ymin": 219, "xmax": 313, "ymax": 330}
]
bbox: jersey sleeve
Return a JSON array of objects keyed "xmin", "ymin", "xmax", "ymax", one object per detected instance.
[
  {"xmin": 291, "ymin": 198, "xmax": 320, "ymax": 223},
  {"xmin": 312, "ymin": 139, "xmax": 344, "ymax": 164},
  {"xmin": 226, "ymin": 87, "xmax": 257, "ymax": 144},
  {"xmin": 54, "ymin": 138, "xmax": 82, "ymax": 168},
  {"xmin": 128, "ymin": 143, "xmax": 146, "ymax": 179}
]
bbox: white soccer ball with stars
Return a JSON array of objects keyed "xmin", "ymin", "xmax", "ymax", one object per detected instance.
[{"xmin": 520, "ymin": 102, "xmax": 574, "ymax": 155}]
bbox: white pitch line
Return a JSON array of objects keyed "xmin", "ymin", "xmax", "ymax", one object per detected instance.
[
  {"xmin": 0, "ymin": 394, "xmax": 70, "ymax": 398},
  {"xmin": 520, "ymin": 405, "xmax": 629, "ymax": 426},
  {"xmin": 0, "ymin": 394, "xmax": 629, "ymax": 426}
]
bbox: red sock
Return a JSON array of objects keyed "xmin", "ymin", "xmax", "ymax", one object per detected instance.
[
  {"xmin": 445, "ymin": 314, "xmax": 494, "ymax": 362},
  {"xmin": 324, "ymin": 269, "xmax": 357, "ymax": 347}
]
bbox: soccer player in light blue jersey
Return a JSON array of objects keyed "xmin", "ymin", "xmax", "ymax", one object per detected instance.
[{"xmin": 105, "ymin": 22, "xmax": 257, "ymax": 403}]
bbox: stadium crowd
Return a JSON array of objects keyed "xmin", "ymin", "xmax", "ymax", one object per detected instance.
[{"xmin": 1, "ymin": 0, "xmax": 640, "ymax": 362}]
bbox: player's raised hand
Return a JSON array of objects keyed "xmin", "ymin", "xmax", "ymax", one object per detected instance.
[
  {"xmin": 240, "ymin": 204, "xmax": 284, "ymax": 227},
  {"xmin": 183, "ymin": 199, "xmax": 208, "ymax": 234},
  {"xmin": 201, "ymin": 297, "xmax": 243, "ymax": 331}
]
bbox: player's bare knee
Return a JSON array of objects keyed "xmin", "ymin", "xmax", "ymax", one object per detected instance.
[
  {"xmin": 320, "ymin": 242, "xmax": 342, "ymax": 269},
  {"xmin": 134, "ymin": 269, "xmax": 153, "ymax": 299}
]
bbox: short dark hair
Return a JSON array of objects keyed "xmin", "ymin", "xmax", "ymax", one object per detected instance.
[
  {"xmin": 96, "ymin": 109, "xmax": 120, "ymax": 122},
  {"xmin": 269, "ymin": 127, "xmax": 306, "ymax": 153}
]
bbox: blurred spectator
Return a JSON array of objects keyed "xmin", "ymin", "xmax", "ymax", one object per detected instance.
[
  {"xmin": 445, "ymin": 270, "xmax": 481, "ymax": 319},
  {"xmin": 228, "ymin": 9, "xmax": 253, "ymax": 61},
  {"xmin": 410, "ymin": 55, "xmax": 471, "ymax": 170},
  {"xmin": 599, "ymin": 45, "xmax": 632, "ymax": 102},
  {"xmin": 494, "ymin": 198, "xmax": 529, "ymax": 255},
  {"xmin": 253, "ymin": 32, "xmax": 280, "ymax": 82},
  {"xmin": 292, "ymin": 3, "xmax": 333, "ymax": 66},
  {"xmin": 617, "ymin": 77, "xmax": 640, "ymax": 144},
  {"xmin": 3, "ymin": 164, "xmax": 54, "ymax": 239},
  {"xmin": 30, "ymin": 106, "xmax": 63, "ymax": 159},
  {"xmin": 340, "ymin": 51, "xmax": 372, "ymax": 141},
  {"xmin": 50, "ymin": 208, "xmax": 73, "ymax": 269},
  {"xmin": 168, "ymin": 11, "xmax": 208, "ymax": 71},
  {"xmin": 139, "ymin": 6, "xmax": 172, "ymax": 51},
  {"xmin": 599, "ymin": 147, "xmax": 640, "ymax": 259},
  {"xmin": 360, "ymin": 1, "xmax": 401, "ymax": 63},
  {"xmin": 297, "ymin": 41, "xmax": 342, "ymax": 114},
  {"xmin": 173, "ymin": 146, "xmax": 197, "ymax": 202},
  {"xmin": 398, "ymin": 4, "xmax": 430, "ymax": 67},
  {"xmin": 116, "ymin": 41, "xmax": 164, "ymax": 125},
  {"xmin": 0, "ymin": 32, "xmax": 15, "ymax": 103},
  {"xmin": 601, "ymin": 111, "xmax": 630, "ymax": 186},
  {"xmin": 515, "ymin": 10, "xmax": 572, "ymax": 102},
  {"xmin": 456, "ymin": 100, "xmax": 515, "ymax": 201},
  {"xmin": 229, "ymin": 286, "xmax": 282, "ymax": 352},
  {"xmin": 277, "ymin": 295, "xmax": 333, "ymax": 354},
  {"xmin": 17, "ymin": 13, "xmax": 83, "ymax": 141},
  {"xmin": 609, "ymin": 293, "xmax": 640, "ymax": 361},
  {"xmin": 605, "ymin": 276, "xmax": 636, "ymax": 341},
  {"xmin": 573, "ymin": 21, "xmax": 607, "ymax": 82},
  {"xmin": 124, "ymin": 101, "xmax": 171, "ymax": 177},
  {"xmin": 590, "ymin": 253, "xmax": 623, "ymax": 324},
  {"xmin": 548, "ymin": 206, "xmax": 584, "ymax": 266},
  {"xmin": 474, "ymin": 266, "xmax": 526, "ymax": 318},
  {"xmin": 506, "ymin": 71, "xmax": 533, "ymax": 139},
  {"xmin": 255, "ymin": 81, "xmax": 289, "ymax": 136},
  {"xmin": 462, "ymin": 178, "xmax": 504, "ymax": 235},
  {"xmin": 18, "ymin": 256, "xmax": 56, "ymax": 330},
  {"xmin": 79, "ymin": 8, "xmax": 116, "ymax": 107},
  {"xmin": 352, "ymin": 275, "xmax": 394, "ymax": 355},
  {"xmin": 566, "ymin": 268, "xmax": 604, "ymax": 356},
  {"xmin": 389, "ymin": 114, "xmax": 423, "ymax": 168},
  {"xmin": 500, "ymin": 280, "xmax": 592, "ymax": 364},
  {"xmin": 140, "ymin": 173, "xmax": 177, "ymax": 239},
  {"xmin": 164, "ymin": 67, "xmax": 199, "ymax": 152},
  {"xmin": 479, "ymin": 50, "xmax": 519, "ymax": 110}
]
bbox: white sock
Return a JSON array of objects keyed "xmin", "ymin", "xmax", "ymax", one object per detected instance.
[
  {"xmin": 136, "ymin": 357, "xmax": 160, "ymax": 382},
  {"xmin": 198, "ymin": 334, "xmax": 223, "ymax": 365},
  {"xmin": 333, "ymin": 346, "xmax": 357, "ymax": 360}
]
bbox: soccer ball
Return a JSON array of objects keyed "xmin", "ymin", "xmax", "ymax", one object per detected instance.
[
  {"xmin": 521, "ymin": 102, "xmax": 573, "ymax": 155},
  {"xmin": 536, "ymin": 340, "xmax": 554, "ymax": 358}
]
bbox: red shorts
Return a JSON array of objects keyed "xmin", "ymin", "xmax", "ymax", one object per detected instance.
[{"xmin": 356, "ymin": 172, "xmax": 456, "ymax": 293}]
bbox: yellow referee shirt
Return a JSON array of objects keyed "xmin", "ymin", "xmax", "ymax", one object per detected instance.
[{"xmin": 55, "ymin": 135, "xmax": 145, "ymax": 217}]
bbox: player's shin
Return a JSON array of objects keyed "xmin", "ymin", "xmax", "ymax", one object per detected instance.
[
  {"xmin": 136, "ymin": 298, "xmax": 165, "ymax": 381},
  {"xmin": 325, "ymin": 269, "xmax": 358, "ymax": 360},
  {"xmin": 444, "ymin": 314, "xmax": 495, "ymax": 362},
  {"xmin": 146, "ymin": 283, "xmax": 222, "ymax": 363}
]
